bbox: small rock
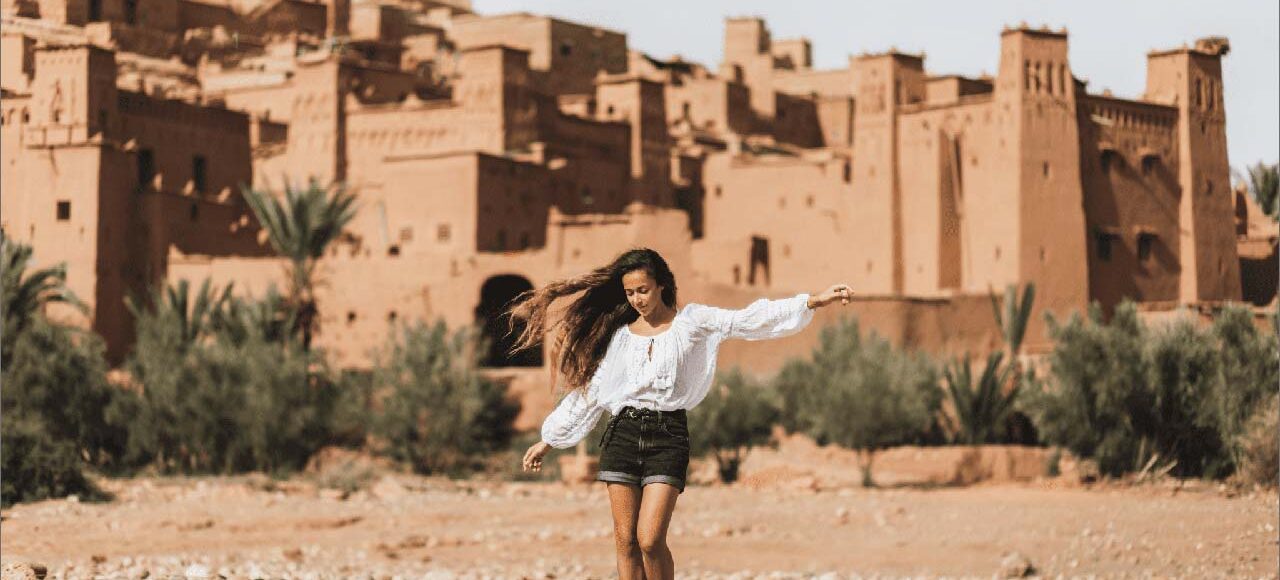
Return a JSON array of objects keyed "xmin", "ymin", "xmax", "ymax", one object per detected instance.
[{"xmin": 998, "ymin": 551, "xmax": 1036, "ymax": 578}]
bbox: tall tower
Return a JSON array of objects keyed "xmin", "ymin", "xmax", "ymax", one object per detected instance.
[
  {"xmin": 596, "ymin": 75, "xmax": 672, "ymax": 206},
  {"xmin": 994, "ymin": 26, "xmax": 1089, "ymax": 341},
  {"xmin": 454, "ymin": 45, "xmax": 536, "ymax": 153},
  {"xmin": 28, "ymin": 44, "xmax": 117, "ymax": 144},
  {"xmin": 720, "ymin": 17, "xmax": 775, "ymax": 120},
  {"xmin": 849, "ymin": 51, "xmax": 924, "ymax": 294},
  {"xmin": 1145, "ymin": 38, "xmax": 1241, "ymax": 303},
  {"xmin": 285, "ymin": 57, "xmax": 348, "ymax": 185}
]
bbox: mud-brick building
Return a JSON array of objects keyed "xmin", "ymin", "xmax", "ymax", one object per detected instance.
[{"xmin": 1, "ymin": 2, "xmax": 1273, "ymax": 427}]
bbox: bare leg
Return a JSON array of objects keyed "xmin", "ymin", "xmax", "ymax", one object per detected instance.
[
  {"xmin": 607, "ymin": 482, "xmax": 645, "ymax": 579},
  {"xmin": 636, "ymin": 482, "xmax": 680, "ymax": 580}
]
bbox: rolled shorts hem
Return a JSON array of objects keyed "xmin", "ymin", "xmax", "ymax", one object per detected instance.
[
  {"xmin": 595, "ymin": 471, "xmax": 685, "ymax": 493},
  {"xmin": 640, "ymin": 474, "xmax": 685, "ymax": 493},
  {"xmin": 596, "ymin": 470, "xmax": 641, "ymax": 486}
]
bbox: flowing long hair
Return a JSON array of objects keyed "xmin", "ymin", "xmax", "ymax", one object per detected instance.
[{"xmin": 504, "ymin": 248, "xmax": 678, "ymax": 394}]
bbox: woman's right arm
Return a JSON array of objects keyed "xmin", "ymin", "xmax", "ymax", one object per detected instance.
[{"xmin": 540, "ymin": 378, "xmax": 606, "ymax": 449}]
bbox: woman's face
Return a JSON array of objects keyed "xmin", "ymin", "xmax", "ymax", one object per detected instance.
[{"xmin": 621, "ymin": 269, "xmax": 663, "ymax": 317}]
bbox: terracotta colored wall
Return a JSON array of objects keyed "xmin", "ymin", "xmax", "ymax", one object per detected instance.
[
  {"xmin": 1076, "ymin": 95, "xmax": 1182, "ymax": 309},
  {"xmin": 1145, "ymin": 48, "xmax": 1242, "ymax": 303},
  {"xmin": 773, "ymin": 67, "xmax": 854, "ymax": 99},
  {"xmin": 698, "ymin": 153, "xmax": 856, "ymax": 294},
  {"xmin": 452, "ymin": 14, "xmax": 626, "ymax": 97}
]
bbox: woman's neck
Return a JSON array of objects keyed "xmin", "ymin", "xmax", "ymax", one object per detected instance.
[{"xmin": 637, "ymin": 303, "xmax": 676, "ymax": 328}]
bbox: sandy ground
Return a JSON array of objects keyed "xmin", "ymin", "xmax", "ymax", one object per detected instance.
[{"xmin": 1, "ymin": 472, "xmax": 1276, "ymax": 580}]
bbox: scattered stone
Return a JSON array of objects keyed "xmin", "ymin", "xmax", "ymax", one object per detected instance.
[
  {"xmin": 178, "ymin": 518, "xmax": 215, "ymax": 531},
  {"xmin": 998, "ymin": 551, "xmax": 1035, "ymax": 578},
  {"xmin": 1, "ymin": 562, "xmax": 48, "ymax": 580}
]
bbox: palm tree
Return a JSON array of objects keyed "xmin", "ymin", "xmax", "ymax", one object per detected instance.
[
  {"xmin": 1237, "ymin": 162, "xmax": 1279, "ymax": 218},
  {"xmin": 991, "ymin": 282, "xmax": 1036, "ymax": 382},
  {"xmin": 124, "ymin": 278, "xmax": 235, "ymax": 349},
  {"xmin": 943, "ymin": 352, "xmax": 1016, "ymax": 445},
  {"xmin": 941, "ymin": 283, "xmax": 1036, "ymax": 444},
  {"xmin": 241, "ymin": 178, "xmax": 358, "ymax": 350},
  {"xmin": 1, "ymin": 232, "xmax": 86, "ymax": 365}
]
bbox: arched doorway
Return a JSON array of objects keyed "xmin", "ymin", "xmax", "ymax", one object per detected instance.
[{"xmin": 475, "ymin": 274, "xmax": 541, "ymax": 367}]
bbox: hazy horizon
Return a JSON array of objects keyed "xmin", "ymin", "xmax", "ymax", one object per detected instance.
[{"xmin": 474, "ymin": 0, "xmax": 1279, "ymax": 174}]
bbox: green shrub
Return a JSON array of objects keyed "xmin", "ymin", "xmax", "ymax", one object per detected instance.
[
  {"xmin": 1144, "ymin": 318, "xmax": 1229, "ymax": 477},
  {"xmin": 688, "ymin": 368, "xmax": 780, "ymax": 483},
  {"xmin": 369, "ymin": 320, "xmax": 519, "ymax": 475},
  {"xmin": 1, "ymin": 411, "xmax": 104, "ymax": 507},
  {"xmin": 1211, "ymin": 305, "xmax": 1280, "ymax": 470},
  {"xmin": 116, "ymin": 284, "xmax": 341, "ymax": 474},
  {"xmin": 1021, "ymin": 303, "xmax": 1149, "ymax": 476},
  {"xmin": 2, "ymin": 319, "xmax": 126, "ymax": 468},
  {"xmin": 776, "ymin": 317, "xmax": 942, "ymax": 486},
  {"xmin": 1235, "ymin": 394, "xmax": 1278, "ymax": 487},
  {"xmin": 1024, "ymin": 301, "xmax": 1278, "ymax": 479}
]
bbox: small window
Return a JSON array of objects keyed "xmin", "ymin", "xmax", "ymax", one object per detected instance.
[
  {"xmin": 437, "ymin": 223, "xmax": 451, "ymax": 242},
  {"xmin": 714, "ymin": 185, "xmax": 723, "ymax": 198},
  {"xmin": 1095, "ymin": 230, "xmax": 1117, "ymax": 261},
  {"xmin": 124, "ymin": 0, "xmax": 138, "ymax": 24},
  {"xmin": 559, "ymin": 42, "xmax": 572, "ymax": 57},
  {"xmin": 843, "ymin": 162, "xmax": 852, "ymax": 183},
  {"xmin": 1101, "ymin": 150, "xmax": 1121, "ymax": 174},
  {"xmin": 56, "ymin": 200, "xmax": 71, "ymax": 221},
  {"xmin": 387, "ymin": 311, "xmax": 398, "ymax": 322},
  {"xmin": 346, "ymin": 311, "xmax": 357, "ymax": 324},
  {"xmin": 388, "ymin": 245, "xmax": 400, "ymax": 256},
  {"xmin": 1042, "ymin": 161, "xmax": 1051, "ymax": 178},
  {"xmin": 137, "ymin": 149, "xmax": 155, "ymax": 188},
  {"xmin": 89, "ymin": 0, "xmax": 102, "ymax": 21},
  {"xmin": 1141, "ymin": 155, "xmax": 1159, "ymax": 176},
  {"xmin": 1137, "ymin": 232, "xmax": 1156, "ymax": 261},
  {"xmin": 192, "ymin": 155, "xmax": 207, "ymax": 193},
  {"xmin": 189, "ymin": 203, "xmax": 199, "ymax": 222}
]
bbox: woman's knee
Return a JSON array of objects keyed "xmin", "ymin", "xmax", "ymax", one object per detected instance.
[{"xmin": 636, "ymin": 530, "xmax": 666, "ymax": 555}]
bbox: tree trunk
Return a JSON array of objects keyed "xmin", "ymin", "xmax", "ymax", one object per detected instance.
[{"xmin": 858, "ymin": 449, "xmax": 876, "ymax": 487}]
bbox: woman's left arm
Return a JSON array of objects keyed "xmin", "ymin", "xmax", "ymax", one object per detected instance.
[{"xmin": 697, "ymin": 283, "xmax": 852, "ymax": 342}]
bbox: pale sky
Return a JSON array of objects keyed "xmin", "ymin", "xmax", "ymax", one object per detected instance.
[{"xmin": 473, "ymin": 0, "xmax": 1279, "ymax": 170}]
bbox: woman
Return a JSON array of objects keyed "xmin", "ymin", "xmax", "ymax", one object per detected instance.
[{"xmin": 506, "ymin": 248, "xmax": 851, "ymax": 579}]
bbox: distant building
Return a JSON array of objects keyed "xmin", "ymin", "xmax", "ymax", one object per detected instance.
[{"xmin": 2, "ymin": 2, "xmax": 1273, "ymax": 426}]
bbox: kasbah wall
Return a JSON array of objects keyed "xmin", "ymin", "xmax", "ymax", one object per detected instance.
[{"xmin": 3, "ymin": 0, "xmax": 1276, "ymax": 430}]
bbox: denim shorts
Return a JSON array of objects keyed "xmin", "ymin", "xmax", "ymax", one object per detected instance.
[{"xmin": 596, "ymin": 406, "xmax": 690, "ymax": 493}]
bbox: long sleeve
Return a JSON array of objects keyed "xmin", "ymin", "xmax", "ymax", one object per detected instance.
[
  {"xmin": 691, "ymin": 293, "xmax": 815, "ymax": 342},
  {"xmin": 540, "ymin": 366, "xmax": 607, "ymax": 449}
]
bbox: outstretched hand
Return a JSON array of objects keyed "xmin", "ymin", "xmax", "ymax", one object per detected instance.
[
  {"xmin": 811, "ymin": 284, "xmax": 853, "ymax": 308},
  {"xmin": 522, "ymin": 440, "xmax": 551, "ymax": 472}
]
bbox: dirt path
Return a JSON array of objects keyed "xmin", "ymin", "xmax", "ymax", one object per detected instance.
[{"xmin": 1, "ymin": 475, "xmax": 1275, "ymax": 579}]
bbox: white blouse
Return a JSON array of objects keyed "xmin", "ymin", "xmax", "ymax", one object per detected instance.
[{"xmin": 540, "ymin": 292, "xmax": 815, "ymax": 449}]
